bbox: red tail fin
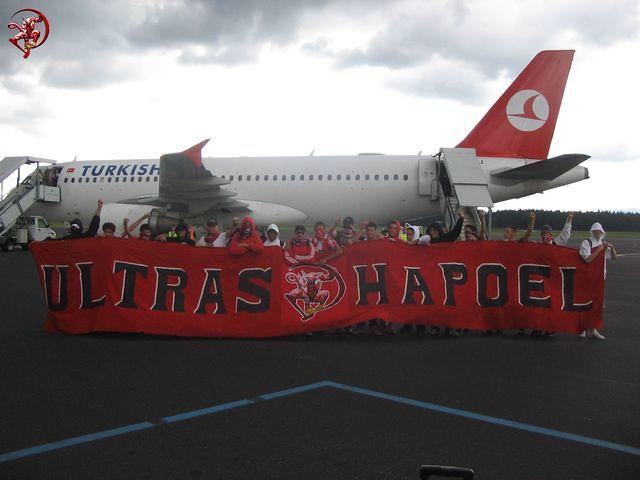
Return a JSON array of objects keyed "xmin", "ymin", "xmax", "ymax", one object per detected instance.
[{"xmin": 457, "ymin": 50, "xmax": 574, "ymax": 160}]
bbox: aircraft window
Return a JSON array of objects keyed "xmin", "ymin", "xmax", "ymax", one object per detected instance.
[
  {"xmin": 265, "ymin": 175, "xmax": 269, "ymax": 181},
  {"xmin": 300, "ymin": 175, "xmax": 305, "ymax": 180},
  {"xmin": 255, "ymin": 175, "xmax": 259, "ymax": 182},
  {"xmin": 154, "ymin": 176, "xmax": 158, "ymax": 182},
  {"xmin": 230, "ymin": 175, "xmax": 234, "ymax": 181},
  {"xmin": 115, "ymin": 177, "xmax": 120, "ymax": 183},
  {"xmin": 221, "ymin": 175, "xmax": 225, "ymax": 179},
  {"xmin": 138, "ymin": 176, "xmax": 143, "ymax": 182},
  {"xmin": 374, "ymin": 174, "xmax": 379, "ymax": 180},
  {"xmin": 403, "ymin": 174, "xmax": 408, "ymax": 180},
  {"xmin": 355, "ymin": 174, "xmax": 360, "ymax": 180},
  {"xmin": 108, "ymin": 177, "xmax": 113, "ymax": 183},
  {"xmin": 365, "ymin": 174, "xmax": 370, "ymax": 180},
  {"xmin": 93, "ymin": 178, "xmax": 97, "ymax": 183},
  {"xmin": 273, "ymin": 175, "xmax": 277, "ymax": 181},
  {"xmin": 290, "ymin": 174, "xmax": 295, "ymax": 181},
  {"xmin": 346, "ymin": 174, "xmax": 351, "ymax": 180},
  {"xmin": 337, "ymin": 174, "xmax": 341, "ymax": 180},
  {"xmin": 123, "ymin": 177, "xmax": 127, "ymax": 182},
  {"xmin": 238, "ymin": 175, "xmax": 243, "ymax": 181},
  {"xmin": 318, "ymin": 174, "xmax": 323, "ymax": 181},
  {"xmin": 327, "ymin": 174, "xmax": 332, "ymax": 180},
  {"xmin": 281, "ymin": 175, "xmax": 286, "ymax": 181},
  {"xmin": 309, "ymin": 175, "xmax": 314, "ymax": 181},
  {"xmin": 384, "ymin": 174, "xmax": 389, "ymax": 180},
  {"xmin": 146, "ymin": 177, "xmax": 150, "ymax": 182},
  {"xmin": 394, "ymin": 174, "xmax": 399, "ymax": 180},
  {"xmin": 247, "ymin": 175, "xmax": 252, "ymax": 181},
  {"xmin": 63, "ymin": 178, "xmax": 68, "ymax": 183},
  {"xmin": 71, "ymin": 178, "xmax": 75, "ymax": 183}
]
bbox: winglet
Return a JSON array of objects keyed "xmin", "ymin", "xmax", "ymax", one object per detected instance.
[{"xmin": 181, "ymin": 139, "xmax": 210, "ymax": 168}]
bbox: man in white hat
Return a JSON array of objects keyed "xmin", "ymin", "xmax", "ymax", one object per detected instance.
[{"xmin": 578, "ymin": 222, "xmax": 617, "ymax": 340}]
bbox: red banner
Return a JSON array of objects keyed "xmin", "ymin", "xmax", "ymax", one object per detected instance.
[{"xmin": 30, "ymin": 238, "xmax": 604, "ymax": 337}]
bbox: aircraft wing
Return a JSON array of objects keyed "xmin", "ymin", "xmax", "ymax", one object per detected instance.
[
  {"xmin": 119, "ymin": 139, "xmax": 249, "ymax": 215},
  {"xmin": 490, "ymin": 154, "xmax": 590, "ymax": 181}
]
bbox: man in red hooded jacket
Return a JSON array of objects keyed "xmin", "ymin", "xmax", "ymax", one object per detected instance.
[
  {"xmin": 229, "ymin": 217, "xmax": 264, "ymax": 255},
  {"xmin": 387, "ymin": 220, "xmax": 405, "ymax": 242}
]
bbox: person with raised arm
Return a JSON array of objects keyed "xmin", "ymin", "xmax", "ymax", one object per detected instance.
[
  {"xmin": 123, "ymin": 213, "xmax": 150, "ymax": 239},
  {"xmin": 62, "ymin": 200, "xmax": 103, "ymax": 240}
]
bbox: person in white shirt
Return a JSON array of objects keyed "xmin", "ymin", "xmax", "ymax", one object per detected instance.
[
  {"xmin": 578, "ymin": 222, "xmax": 617, "ymax": 340},
  {"xmin": 263, "ymin": 224, "xmax": 285, "ymax": 248},
  {"xmin": 195, "ymin": 218, "xmax": 228, "ymax": 248}
]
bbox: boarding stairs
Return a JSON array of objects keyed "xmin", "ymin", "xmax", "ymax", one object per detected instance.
[
  {"xmin": 434, "ymin": 148, "xmax": 493, "ymax": 239},
  {"xmin": 0, "ymin": 157, "xmax": 61, "ymax": 237}
]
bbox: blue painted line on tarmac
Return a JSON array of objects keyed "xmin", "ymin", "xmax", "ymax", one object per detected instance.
[
  {"xmin": 2, "ymin": 380, "xmax": 639, "ymax": 464},
  {"xmin": 325, "ymin": 381, "xmax": 640, "ymax": 458},
  {"xmin": 0, "ymin": 422, "xmax": 155, "ymax": 464},
  {"xmin": 258, "ymin": 380, "xmax": 332, "ymax": 400},
  {"xmin": 161, "ymin": 398, "xmax": 255, "ymax": 423}
]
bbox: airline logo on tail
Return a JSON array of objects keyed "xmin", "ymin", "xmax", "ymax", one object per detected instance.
[
  {"xmin": 506, "ymin": 90, "xmax": 549, "ymax": 132},
  {"xmin": 457, "ymin": 50, "xmax": 574, "ymax": 159}
]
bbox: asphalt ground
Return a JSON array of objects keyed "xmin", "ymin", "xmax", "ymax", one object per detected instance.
[{"xmin": 1, "ymin": 238, "xmax": 639, "ymax": 479}]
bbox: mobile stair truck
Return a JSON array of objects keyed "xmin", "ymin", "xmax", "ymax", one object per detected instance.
[{"xmin": 0, "ymin": 156, "xmax": 61, "ymax": 252}]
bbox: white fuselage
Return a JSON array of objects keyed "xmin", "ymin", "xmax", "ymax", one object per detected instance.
[{"xmin": 28, "ymin": 154, "xmax": 587, "ymax": 227}]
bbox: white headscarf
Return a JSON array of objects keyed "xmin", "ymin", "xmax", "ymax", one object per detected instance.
[
  {"xmin": 263, "ymin": 223, "xmax": 282, "ymax": 247},
  {"xmin": 406, "ymin": 225, "xmax": 421, "ymax": 241},
  {"xmin": 589, "ymin": 222, "xmax": 606, "ymax": 247}
]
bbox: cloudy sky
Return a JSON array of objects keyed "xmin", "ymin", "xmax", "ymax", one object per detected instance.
[{"xmin": 1, "ymin": 0, "xmax": 638, "ymax": 211}]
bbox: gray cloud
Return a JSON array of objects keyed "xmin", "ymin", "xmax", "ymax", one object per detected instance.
[
  {"xmin": 0, "ymin": 0, "xmax": 638, "ymax": 104},
  {"xmin": 326, "ymin": 0, "xmax": 640, "ymax": 102},
  {"xmin": 384, "ymin": 56, "xmax": 492, "ymax": 104}
]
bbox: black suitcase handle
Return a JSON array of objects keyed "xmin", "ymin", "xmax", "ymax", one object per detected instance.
[{"xmin": 420, "ymin": 464, "xmax": 475, "ymax": 480}]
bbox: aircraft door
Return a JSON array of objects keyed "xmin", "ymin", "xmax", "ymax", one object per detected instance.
[{"xmin": 418, "ymin": 157, "xmax": 435, "ymax": 196}]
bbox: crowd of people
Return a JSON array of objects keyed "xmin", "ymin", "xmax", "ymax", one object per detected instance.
[{"xmin": 61, "ymin": 200, "xmax": 618, "ymax": 340}]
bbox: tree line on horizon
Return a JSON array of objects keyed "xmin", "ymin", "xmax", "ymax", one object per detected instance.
[{"xmin": 491, "ymin": 210, "xmax": 640, "ymax": 232}]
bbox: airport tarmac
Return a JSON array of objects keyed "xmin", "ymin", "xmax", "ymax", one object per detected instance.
[{"xmin": 1, "ymin": 238, "xmax": 639, "ymax": 479}]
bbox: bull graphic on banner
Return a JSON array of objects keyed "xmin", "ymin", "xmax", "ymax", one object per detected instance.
[{"xmin": 284, "ymin": 264, "xmax": 346, "ymax": 321}]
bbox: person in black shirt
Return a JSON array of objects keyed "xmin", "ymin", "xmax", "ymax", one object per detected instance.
[
  {"xmin": 425, "ymin": 209, "xmax": 464, "ymax": 336},
  {"xmin": 62, "ymin": 200, "xmax": 103, "ymax": 240},
  {"xmin": 426, "ymin": 210, "xmax": 464, "ymax": 243}
]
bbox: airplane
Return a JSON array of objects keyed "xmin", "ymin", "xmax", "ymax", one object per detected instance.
[{"xmin": 1, "ymin": 50, "xmax": 589, "ymax": 237}]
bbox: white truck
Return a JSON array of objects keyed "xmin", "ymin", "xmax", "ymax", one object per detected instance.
[{"xmin": 0, "ymin": 215, "xmax": 57, "ymax": 252}]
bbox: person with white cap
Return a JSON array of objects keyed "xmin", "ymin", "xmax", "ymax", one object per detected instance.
[
  {"xmin": 402, "ymin": 224, "xmax": 431, "ymax": 335},
  {"xmin": 578, "ymin": 222, "xmax": 617, "ymax": 340},
  {"xmin": 405, "ymin": 224, "xmax": 431, "ymax": 245},
  {"xmin": 263, "ymin": 224, "xmax": 285, "ymax": 248}
]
